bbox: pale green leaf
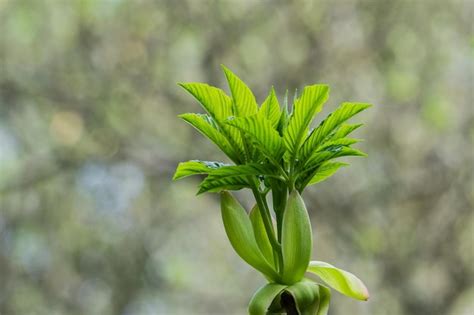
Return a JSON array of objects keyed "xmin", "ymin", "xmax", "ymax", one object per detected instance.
[
  {"xmin": 220, "ymin": 192, "xmax": 278, "ymax": 280},
  {"xmin": 249, "ymin": 204, "xmax": 274, "ymax": 265},
  {"xmin": 305, "ymin": 147, "xmax": 367, "ymax": 169},
  {"xmin": 173, "ymin": 160, "xmax": 227, "ymax": 180},
  {"xmin": 330, "ymin": 123, "xmax": 363, "ymax": 140},
  {"xmin": 259, "ymin": 87, "xmax": 281, "ymax": 128},
  {"xmin": 226, "ymin": 115, "xmax": 283, "ymax": 163},
  {"xmin": 248, "ymin": 283, "xmax": 286, "ymax": 315},
  {"xmin": 178, "ymin": 82, "xmax": 233, "ymax": 120},
  {"xmin": 179, "ymin": 113, "xmax": 237, "ymax": 161},
  {"xmin": 221, "ymin": 65, "xmax": 258, "ymax": 116},
  {"xmin": 301, "ymin": 103, "xmax": 371, "ymax": 161},
  {"xmin": 283, "ymin": 85, "xmax": 329, "ymax": 161},
  {"xmin": 307, "ymin": 261, "xmax": 370, "ymax": 301},
  {"xmin": 307, "ymin": 162, "xmax": 349, "ymax": 185},
  {"xmin": 281, "ymin": 191, "xmax": 313, "ymax": 284}
]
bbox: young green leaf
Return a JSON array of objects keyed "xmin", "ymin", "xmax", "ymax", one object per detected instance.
[
  {"xmin": 226, "ymin": 115, "xmax": 284, "ymax": 163},
  {"xmin": 220, "ymin": 192, "xmax": 278, "ymax": 280},
  {"xmin": 173, "ymin": 160, "xmax": 227, "ymax": 180},
  {"xmin": 259, "ymin": 87, "xmax": 281, "ymax": 128},
  {"xmin": 330, "ymin": 123, "xmax": 363, "ymax": 140},
  {"xmin": 248, "ymin": 283, "xmax": 286, "ymax": 315},
  {"xmin": 277, "ymin": 90, "xmax": 290, "ymax": 136},
  {"xmin": 306, "ymin": 162, "xmax": 349, "ymax": 186},
  {"xmin": 317, "ymin": 138, "xmax": 362, "ymax": 152},
  {"xmin": 178, "ymin": 82, "xmax": 233, "ymax": 120},
  {"xmin": 179, "ymin": 113, "xmax": 238, "ymax": 161},
  {"xmin": 301, "ymin": 103, "xmax": 371, "ymax": 161},
  {"xmin": 307, "ymin": 261, "xmax": 370, "ymax": 301},
  {"xmin": 281, "ymin": 191, "xmax": 313, "ymax": 284},
  {"xmin": 198, "ymin": 174, "xmax": 249, "ymax": 194},
  {"xmin": 305, "ymin": 146, "xmax": 367, "ymax": 169},
  {"xmin": 250, "ymin": 204, "xmax": 274, "ymax": 265},
  {"xmin": 283, "ymin": 85, "xmax": 329, "ymax": 161},
  {"xmin": 221, "ymin": 65, "xmax": 258, "ymax": 117},
  {"xmin": 209, "ymin": 163, "xmax": 278, "ymax": 179}
]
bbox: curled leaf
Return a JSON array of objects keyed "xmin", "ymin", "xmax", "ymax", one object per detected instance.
[
  {"xmin": 248, "ymin": 283, "xmax": 286, "ymax": 315},
  {"xmin": 307, "ymin": 261, "xmax": 369, "ymax": 301}
]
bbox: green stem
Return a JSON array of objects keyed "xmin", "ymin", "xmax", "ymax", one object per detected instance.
[{"xmin": 251, "ymin": 183, "xmax": 283, "ymax": 273}]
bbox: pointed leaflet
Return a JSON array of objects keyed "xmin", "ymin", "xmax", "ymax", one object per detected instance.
[
  {"xmin": 226, "ymin": 115, "xmax": 284, "ymax": 163},
  {"xmin": 198, "ymin": 175, "xmax": 249, "ymax": 194},
  {"xmin": 198, "ymin": 163, "xmax": 280, "ymax": 194},
  {"xmin": 259, "ymin": 87, "xmax": 281, "ymax": 128},
  {"xmin": 220, "ymin": 192, "xmax": 278, "ymax": 280},
  {"xmin": 305, "ymin": 146, "xmax": 367, "ymax": 169},
  {"xmin": 221, "ymin": 65, "xmax": 258, "ymax": 117},
  {"xmin": 307, "ymin": 261, "xmax": 370, "ymax": 301},
  {"xmin": 250, "ymin": 205, "xmax": 274, "ymax": 265},
  {"xmin": 283, "ymin": 85, "xmax": 329, "ymax": 161},
  {"xmin": 306, "ymin": 162, "xmax": 348, "ymax": 186},
  {"xmin": 179, "ymin": 83, "xmax": 246, "ymax": 161},
  {"xmin": 277, "ymin": 90, "xmax": 290, "ymax": 136},
  {"xmin": 301, "ymin": 103, "xmax": 371, "ymax": 161},
  {"xmin": 281, "ymin": 191, "xmax": 313, "ymax": 284},
  {"xmin": 173, "ymin": 160, "xmax": 227, "ymax": 180},
  {"xmin": 317, "ymin": 138, "xmax": 362, "ymax": 152},
  {"xmin": 179, "ymin": 113, "xmax": 238, "ymax": 161},
  {"xmin": 330, "ymin": 123, "xmax": 363, "ymax": 140},
  {"xmin": 209, "ymin": 163, "xmax": 278, "ymax": 179},
  {"xmin": 248, "ymin": 283, "xmax": 286, "ymax": 315},
  {"xmin": 178, "ymin": 82, "xmax": 233, "ymax": 120}
]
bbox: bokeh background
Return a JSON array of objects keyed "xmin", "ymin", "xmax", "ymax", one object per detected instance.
[{"xmin": 0, "ymin": 0, "xmax": 473, "ymax": 314}]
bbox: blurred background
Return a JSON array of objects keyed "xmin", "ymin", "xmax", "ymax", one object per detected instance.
[{"xmin": 0, "ymin": 0, "xmax": 472, "ymax": 314}]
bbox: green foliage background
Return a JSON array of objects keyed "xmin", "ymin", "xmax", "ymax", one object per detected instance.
[{"xmin": 0, "ymin": 1, "xmax": 472, "ymax": 314}]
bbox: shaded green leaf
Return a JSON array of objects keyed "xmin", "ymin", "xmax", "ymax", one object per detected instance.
[
  {"xmin": 307, "ymin": 261, "xmax": 370, "ymax": 301},
  {"xmin": 179, "ymin": 113, "xmax": 238, "ymax": 161},
  {"xmin": 248, "ymin": 283, "xmax": 286, "ymax": 315},
  {"xmin": 281, "ymin": 191, "xmax": 313, "ymax": 284},
  {"xmin": 198, "ymin": 174, "xmax": 249, "ymax": 194},
  {"xmin": 259, "ymin": 87, "xmax": 281, "ymax": 128},
  {"xmin": 210, "ymin": 163, "xmax": 278, "ymax": 179},
  {"xmin": 301, "ymin": 103, "xmax": 371, "ymax": 161},
  {"xmin": 227, "ymin": 115, "xmax": 283, "ymax": 163},
  {"xmin": 221, "ymin": 65, "xmax": 258, "ymax": 116},
  {"xmin": 220, "ymin": 192, "xmax": 278, "ymax": 280},
  {"xmin": 250, "ymin": 204, "xmax": 274, "ymax": 265},
  {"xmin": 305, "ymin": 146, "xmax": 367, "ymax": 169},
  {"xmin": 283, "ymin": 280, "xmax": 320, "ymax": 315},
  {"xmin": 283, "ymin": 85, "xmax": 329, "ymax": 161},
  {"xmin": 173, "ymin": 160, "xmax": 227, "ymax": 180}
]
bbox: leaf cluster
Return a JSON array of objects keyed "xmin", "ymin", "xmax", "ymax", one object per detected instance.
[{"xmin": 174, "ymin": 65, "xmax": 370, "ymax": 195}]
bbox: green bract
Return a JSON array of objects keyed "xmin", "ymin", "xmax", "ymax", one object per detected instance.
[{"xmin": 174, "ymin": 65, "xmax": 371, "ymax": 314}]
